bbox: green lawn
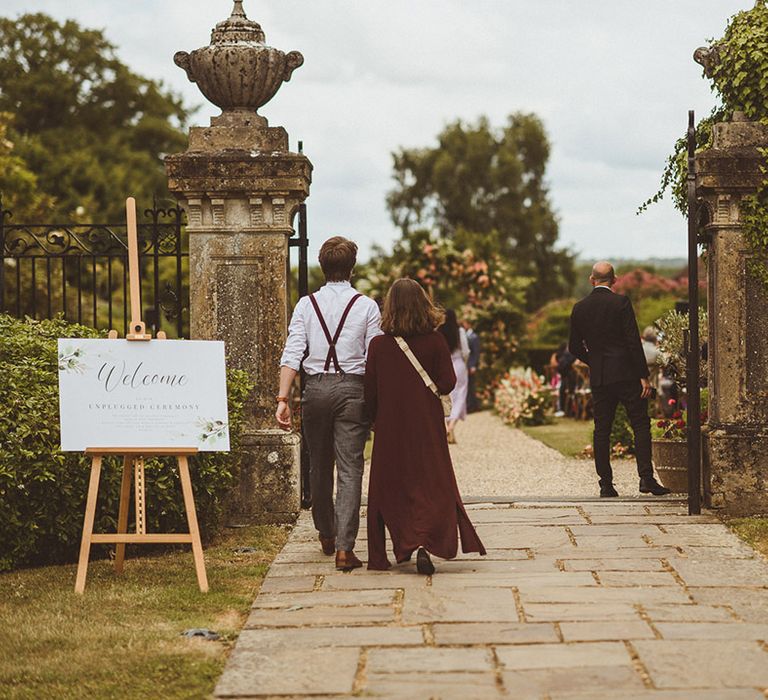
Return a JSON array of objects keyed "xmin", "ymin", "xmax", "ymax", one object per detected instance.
[
  {"xmin": 728, "ymin": 517, "xmax": 768, "ymax": 558},
  {"xmin": 519, "ymin": 417, "xmax": 593, "ymax": 458},
  {"xmin": 0, "ymin": 524, "xmax": 288, "ymax": 700}
]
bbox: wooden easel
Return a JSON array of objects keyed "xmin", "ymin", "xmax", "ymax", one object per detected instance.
[{"xmin": 74, "ymin": 197, "xmax": 208, "ymax": 594}]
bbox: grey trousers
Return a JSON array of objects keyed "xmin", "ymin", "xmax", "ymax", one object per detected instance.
[{"xmin": 301, "ymin": 373, "xmax": 369, "ymax": 552}]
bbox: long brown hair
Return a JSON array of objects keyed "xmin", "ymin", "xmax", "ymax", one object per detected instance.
[
  {"xmin": 439, "ymin": 308, "xmax": 460, "ymax": 352},
  {"xmin": 380, "ymin": 278, "xmax": 445, "ymax": 336}
]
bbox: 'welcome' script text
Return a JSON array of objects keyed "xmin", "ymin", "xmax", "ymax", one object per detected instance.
[{"xmin": 97, "ymin": 361, "xmax": 189, "ymax": 393}]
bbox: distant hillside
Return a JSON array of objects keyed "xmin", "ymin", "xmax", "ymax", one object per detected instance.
[{"xmin": 577, "ymin": 257, "xmax": 687, "ymax": 269}]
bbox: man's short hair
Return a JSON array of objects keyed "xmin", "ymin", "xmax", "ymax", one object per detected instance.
[{"xmin": 318, "ymin": 237, "xmax": 357, "ymax": 282}]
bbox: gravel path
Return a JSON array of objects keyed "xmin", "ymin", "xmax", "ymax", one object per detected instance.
[{"xmin": 365, "ymin": 411, "xmax": 643, "ymax": 499}]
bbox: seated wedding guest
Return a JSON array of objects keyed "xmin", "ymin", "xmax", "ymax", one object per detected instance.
[
  {"xmin": 641, "ymin": 326, "xmax": 661, "ymax": 388},
  {"xmin": 659, "ymin": 367, "xmax": 679, "ymax": 418},
  {"xmin": 554, "ymin": 341, "xmax": 577, "ymax": 418},
  {"xmin": 364, "ymin": 279, "xmax": 486, "ymax": 575}
]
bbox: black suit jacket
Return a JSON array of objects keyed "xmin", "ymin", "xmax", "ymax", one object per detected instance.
[
  {"xmin": 467, "ymin": 330, "xmax": 480, "ymax": 371},
  {"xmin": 568, "ymin": 287, "xmax": 649, "ymax": 387}
]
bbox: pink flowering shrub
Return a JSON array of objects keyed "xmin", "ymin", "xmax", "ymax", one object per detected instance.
[
  {"xmin": 358, "ymin": 233, "xmax": 529, "ymax": 405},
  {"xmin": 613, "ymin": 268, "xmax": 687, "ymax": 299}
]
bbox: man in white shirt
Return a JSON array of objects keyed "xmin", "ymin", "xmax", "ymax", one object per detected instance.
[{"xmin": 275, "ymin": 237, "xmax": 381, "ymax": 570}]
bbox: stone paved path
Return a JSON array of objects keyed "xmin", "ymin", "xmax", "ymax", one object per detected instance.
[{"xmin": 215, "ymin": 501, "xmax": 768, "ymax": 699}]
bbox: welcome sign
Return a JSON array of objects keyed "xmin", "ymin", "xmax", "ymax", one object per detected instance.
[{"xmin": 58, "ymin": 339, "xmax": 230, "ymax": 451}]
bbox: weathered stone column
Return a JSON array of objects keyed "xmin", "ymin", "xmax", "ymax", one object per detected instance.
[
  {"xmin": 695, "ymin": 112, "xmax": 768, "ymax": 514},
  {"xmin": 165, "ymin": 2, "xmax": 311, "ymax": 523}
]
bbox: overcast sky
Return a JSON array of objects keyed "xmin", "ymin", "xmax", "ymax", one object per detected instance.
[{"xmin": 5, "ymin": 1, "xmax": 751, "ymax": 263}]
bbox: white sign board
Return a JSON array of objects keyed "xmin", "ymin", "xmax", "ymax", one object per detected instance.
[{"xmin": 58, "ymin": 339, "xmax": 230, "ymax": 452}]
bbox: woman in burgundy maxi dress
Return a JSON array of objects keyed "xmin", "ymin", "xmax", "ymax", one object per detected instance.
[{"xmin": 364, "ymin": 279, "xmax": 486, "ymax": 572}]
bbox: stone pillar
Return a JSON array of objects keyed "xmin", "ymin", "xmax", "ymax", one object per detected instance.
[
  {"xmin": 695, "ymin": 113, "xmax": 768, "ymax": 514},
  {"xmin": 165, "ymin": 2, "xmax": 311, "ymax": 523}
]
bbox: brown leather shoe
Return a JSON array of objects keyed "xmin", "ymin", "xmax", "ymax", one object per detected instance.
[
  {"xmin": 335, "ymin": 550, "xmax": 363, "ymax": 571},
  {"xmin": 319, "ymin": 535, "xmax": 335, "ymax": 556}
]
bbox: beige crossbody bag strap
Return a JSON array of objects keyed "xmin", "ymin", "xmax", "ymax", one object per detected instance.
[{"xmin": 394, "ymin": 336, "xmax": 441, "ymax": 399}]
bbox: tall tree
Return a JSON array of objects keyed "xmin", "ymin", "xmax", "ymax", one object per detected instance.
[
  {"xmin": 0, "ymin": 111, "xmax": 53, "ymax": 219},
  {"xmin": 386, "ymin": 113, "xmax": 574, "ymax": 309},
  {"xmin": 0, "ymin": 13, "xmax": 192, "ymax": 221}
]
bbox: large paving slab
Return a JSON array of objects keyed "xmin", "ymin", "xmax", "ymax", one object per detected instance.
[
  {"xmin": 365, "ymin": 671, "xmax": 502, "ymax": 699},
  {"xmin": 632, "ymin": 639, "xmax": 768, "ymax": 688},
  {"xmin": 215, "ymin": 501, "xmax": 768, "ymax": 698}
]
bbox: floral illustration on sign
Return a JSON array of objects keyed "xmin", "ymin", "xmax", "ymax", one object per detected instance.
[
  {"xmin": 58, "ymin": 347, "xmax": 88, "ymax": 374},
  {"xmin": 197, "ymin": 417, "xmax": 228, "ymax": 444}
]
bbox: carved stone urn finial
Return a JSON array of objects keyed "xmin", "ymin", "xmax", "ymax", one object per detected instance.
[
  {"xmin": 173, "ymin": 1, "xmax": 304, "ymax": 115},
  {"xmin": 694, "ymin": 45, "xmax": 720, "ymax": 78}
]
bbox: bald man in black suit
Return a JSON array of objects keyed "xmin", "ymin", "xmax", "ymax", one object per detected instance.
[{"xmin": 569, "ymin": 262, "xmax": 670, "ymax": 497}]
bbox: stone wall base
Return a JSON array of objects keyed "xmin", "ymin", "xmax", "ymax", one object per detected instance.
[
  {"xmin": 226, "ymin": 429, "xmax": 301, "ymax": 525},
  {"xmin": 706, "ymin": 429, "xmax": 768, "ymax": 515}
]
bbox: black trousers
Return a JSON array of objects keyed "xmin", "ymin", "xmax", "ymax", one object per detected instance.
[
  {"xmin": 467, "ymin": 371, "xmax": 479, "ymax": 412},
  {"xmin": 592, "ymin": 380, "xmax": 653, "ymax": 486}
]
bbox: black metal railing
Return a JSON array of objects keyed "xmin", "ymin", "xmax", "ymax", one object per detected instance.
[{"xmin": 0, "ymin": 197, "xmax": 188, "ymax": 338}]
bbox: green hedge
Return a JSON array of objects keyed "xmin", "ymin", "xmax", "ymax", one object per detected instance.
[{"xmin": 0, "ymin": 315, "xmax": 253, "ymax": 571}]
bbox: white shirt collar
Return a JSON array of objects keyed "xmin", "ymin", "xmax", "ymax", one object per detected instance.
[
  {"xmin": 325, "ymin": 280, "xmax": 351, "ymax": 288},
  {"xmin": 594, "ymin": 285, "xmax": 613, "ymax": 291}
]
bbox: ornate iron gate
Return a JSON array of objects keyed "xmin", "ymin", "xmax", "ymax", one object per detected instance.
[
  {"xmin": 2, "ymin": 192, "xmax": 311, "ymax": 504},
  {"xmin": 0, "ymin": 197, "xmax": 188, "ymax": 337},
  {"xmin": 288, "ymin": 201, "xmax": 311, "ymax": 508}
]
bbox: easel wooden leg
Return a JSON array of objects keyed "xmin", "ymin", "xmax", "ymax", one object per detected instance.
[
  {"xmin": 75, "ymin": 455, "xmax": 103, "ymax": 594},
  {"xmin": 134, "ymin": 457, "xmax": 146, "ymax": 535},
  {"xmin": 115, "ymin": 456, "xmax": 132, "ymax": 574},
  {"xmin": 178, "ymin": 456, "xmax": 208, "ymax": 593}
]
